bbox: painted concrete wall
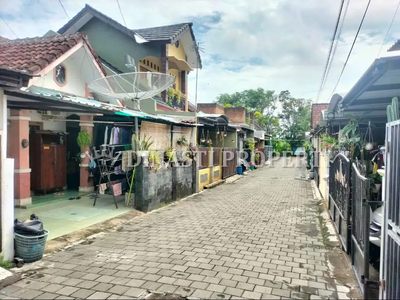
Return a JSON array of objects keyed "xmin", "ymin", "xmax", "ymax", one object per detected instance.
[
  {"xmin": 29, "ymin": 111, "xmax": 67, "ymax": 131},
  {"xmin": 80, "ymin": 18, "xmax": 161, "ymax": 74},
  {"xmin": 135, "ymin": 162, "xmax": 195, "ymax": 212},
  {"xmin": 168, "ymin": 39, "xmax": 186, "ymax": 61},
  {"xmin": 33, "ymin": 54, "xmax": 86, "ymax": 97}
]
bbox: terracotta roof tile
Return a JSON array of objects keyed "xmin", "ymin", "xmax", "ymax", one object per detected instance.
[{"xmin": 0, "ymin": 33, "xmax": 106, "ymax": 75}]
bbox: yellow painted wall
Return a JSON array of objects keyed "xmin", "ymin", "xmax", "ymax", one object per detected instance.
[
  {"xmin": 199, "ymin": 168, "xmax": 211, "ymax": 190},
  {"xmin": 168, "ymin": 40, "xmax": 186, "ymax": 61},
  {"xmin": 212, "ymin": 166, "xmax": 222, "ymax": 182},
  {"xmin": 169, "ymin": 68, "xmax": 181, "ymax": 91},
  {"xmin": 139, "ymin": 56, "xmax": 161, "ymax": 72}
]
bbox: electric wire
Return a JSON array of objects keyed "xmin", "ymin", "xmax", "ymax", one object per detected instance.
[
  {"xmin": 0, "ymin": 14, "xmax": 18, "ymax": 38},
  {"xmin": 324, "ymin": 0, "xmax": 350, "ymax": 92},
  {"xmin": 58, "ymin": 0, "xmax": 70, "ymax": 20},
  {"xmin": 330, "ymin": 0, "xmax": 372, "ymax": 98},
  {"xmin": 316, "ymin": 0, "xmax": 345, "ymax": 103},
  {"xmin": 377, "ymin": 0, "xmax": 400, "ymax": 57},
  {"xmin": 116, "ymin": 0, "xmax": 127, "ymax": 27}
]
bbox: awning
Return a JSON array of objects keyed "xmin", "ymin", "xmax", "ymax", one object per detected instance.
[
  {"xmin": 167, "ymin": 56, "xmax": 193, "ymax": 72},
  {"xmin": 339, "ymin": 55, "xmax": 400, "ymax": 124}
]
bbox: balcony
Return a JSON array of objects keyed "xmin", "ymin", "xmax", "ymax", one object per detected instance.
[{"xmin": 168, "ymin": 88, "xmax": 187, "ymax": 111}]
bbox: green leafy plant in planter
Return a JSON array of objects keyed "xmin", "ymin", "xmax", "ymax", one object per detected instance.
[
  {"xmin": 245, "ymin": 138, "xmax": 255, "ymax": 151},
  {"xmin": 148, "ymin": 150, "xmax": 162, "ymax": 171},
  {"xmin": 176, "ymin": 90, "xmax": 182, "ymax": 104},
  {"xmin": 254, "ymin": 152, "xmax": 261, "ymax": 164},
  {"xmin": 168, "ymin": 88, "xmax": 175, "ymax": 106},
  {"xmin": 177, "ymin": 136, "xmax": 188, "ymax": 146},
  {"xmin": 77, "ymin": 131, "xmax": 91, "ymax": 148},
  {"xmin": 165, "ymin": 147, "xmax": 175, "ymax": 163},
  {"xmin": 321, "ymin": 134, "xmax": 337, "ymax": 149},
  {"xmin": 134, "ymin": 134, "xmax": 154, "ymax": 150},
  {"xmin": 368, "ymin": 172, "xmax": 382, "ymax": 193}
]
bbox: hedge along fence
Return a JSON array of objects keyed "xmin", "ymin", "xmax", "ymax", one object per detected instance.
[{"xmin": 134, "ymin": 158, "xmax": 196, "ymax": 212}]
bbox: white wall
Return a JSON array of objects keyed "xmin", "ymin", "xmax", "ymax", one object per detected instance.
[
  {"xmin": 29, "ymin": 111, "xmax": 67, "ymax": 132},
  {"xmin": 32, "ymin": 47, "xmax": 103, "ymax": 99}
]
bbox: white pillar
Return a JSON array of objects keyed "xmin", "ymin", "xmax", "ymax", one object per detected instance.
[
  {"xmin": 0, "ymin": 91, "xmax": 14, "ymax": 261},
  {"xmin": 2, "ymin": 159, "xmax": 14, "ymax": 261}
]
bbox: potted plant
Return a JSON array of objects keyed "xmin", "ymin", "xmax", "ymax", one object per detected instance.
[
  {"xmin": 369, "ymin": 172, "xmax": 382, "ymax": 193},
  {"xmin": 321, "ymin": 134, "xmax": 337, "ymax": 149},
  {"xmin": 148, "ymin": 150, "xmax": 162, "ymax": 171},
  {"xmin": 165, "ymin": 147, "xmax": 175, "ymax": 165},
  {"xmin": 177, "ymin": 136, "xmax": 188, "ymax": 146},
  {"xmin": 134, "ymin": 134, "xmax": 154, "ymax": 157},
  {"xmin": 77, "ymin": 131, "xmax": 91, "ymax": 158}
]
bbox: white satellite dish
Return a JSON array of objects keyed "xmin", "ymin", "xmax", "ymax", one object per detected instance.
[{"xmin": 88, "ymin": 72, "xmax": 175, "ymax": 101}]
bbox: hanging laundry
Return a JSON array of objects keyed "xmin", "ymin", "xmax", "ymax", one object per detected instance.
[
  {"xmin": 109, "ymin": 127, "xmax": 115, "ymax": 145},
  {"xmin": 121, "ymin": 128, "xmax": 131, "ymax": 145},
  {"xmin": 113, "ymin": 127, "xmax": 120, "ymax": 145},
  {"xmin": 104, "ymin": 125, "xmax": 109, "ymax": 145},
  {"xmin": 113, "ymin": 182, "xmax": 122, "ymax": 196},
  {"xmin": 99, "ymin": 183, "xmax": 107, "ymax": 195}
]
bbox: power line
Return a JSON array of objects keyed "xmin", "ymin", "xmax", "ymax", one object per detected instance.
[
  {"xmin": 0, "ymin": 14, "xmax": 18, "ymax": 38},
  {"xmin": 330, "ymin": 0, "xmax": 372, "ymax": 98},
  {"xmin": 324, "ymin": 0, "xmax": 350, "ymax": 90},
  {"xmin": 58, "ymin": 0, "xmax": 70, "ymax": 20},
  {"xmin": 377, "ymin": 0, "xmax": 400, "ymax": 57},
  {"xmin": 116, "ymin": 0, "xmax": 127, "ymax": 27},
  {"xmin": 316, "ymin": 0, "xmax": 345, "ymax": 103}
]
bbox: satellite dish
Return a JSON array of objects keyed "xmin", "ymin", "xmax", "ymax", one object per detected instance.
[{"xmin": 88, "ymin": 72, "xmax": 175, "ymax": 101}]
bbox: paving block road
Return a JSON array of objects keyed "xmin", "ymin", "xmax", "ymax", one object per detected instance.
[{"xmin": 1, "ymin": 160, "xmax": 358, "ymax": 299}]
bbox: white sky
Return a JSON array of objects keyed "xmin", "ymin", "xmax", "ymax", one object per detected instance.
[{"xmin": 1, "ymin": 0, "xmax": 400, "ymax": 105}]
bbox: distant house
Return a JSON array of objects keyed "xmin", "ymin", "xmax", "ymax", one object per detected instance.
[{"xmin": 58, "ymin": 4, "xmax": 202, "ymax": 113}]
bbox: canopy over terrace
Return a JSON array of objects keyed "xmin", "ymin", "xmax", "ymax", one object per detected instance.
[{"xmin": 338, "ymin": 54, "xmax": 400, "ymax": 126}]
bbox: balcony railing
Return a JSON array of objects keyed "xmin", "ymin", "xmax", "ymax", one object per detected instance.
[{"xmin": 168, "ymin": 88, "xmax": 186, "ymax": 110}]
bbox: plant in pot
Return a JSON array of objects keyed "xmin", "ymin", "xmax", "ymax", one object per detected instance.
[
  {"xmin": 321, "ymin": 134, "xmax": 337, "ymax": 149},
  {"xmin": 369, "ymin": 172, "xmax": 382, "ymax": 194},
  {"xmin": 148, "ymin": 150, "xmax": 162, "ymax": 171},
  {"xmin": 77, "ymin": 131, "xmax": 91, "ymax": 159},
  {"xmin": 134, "ymin": 134, "xmax": 154, "ymax": 156},
  {"xmin": 177, "ymin": 136, "xmax": 188, "ymax": 146},
  {"xmin": 165, "ymin": 147, "xmax": 175, "ymax": 165},
  {"xmin": 255, "ymin": 152, "xmax": 260, "ymax": 165},
  {"xmin": 168, "ymin": 88, "xmax": 175, "ymax": 106}
]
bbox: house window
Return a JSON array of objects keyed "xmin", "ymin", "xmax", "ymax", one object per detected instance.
[{"xmin": 54, "ymin": 64, "xmax": 66, "ymax": 86}]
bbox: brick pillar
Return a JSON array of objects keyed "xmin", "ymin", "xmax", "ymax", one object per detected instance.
[
  {"xmin": 8, "ymin": 109, "xmax": 31, "ymax": 206},
  {"xmin": 181, "ymin": 71, "xmax": 188, "ymax": 111},
  {"xmin": 79, "ymin": 115, "xmax": 94, "ymax": 192},
  {"xmin": 161, "ymin": 45, "xmax": 169, "ymax": 103}
]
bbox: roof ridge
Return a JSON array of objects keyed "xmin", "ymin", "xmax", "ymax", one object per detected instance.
[
  {"xmin": 133, "ymin": 22, "xmax": 192, "ymax": 31},
  {"xmin": 0, "ymin": 33, "xmax": 85, "ymax": 46}
]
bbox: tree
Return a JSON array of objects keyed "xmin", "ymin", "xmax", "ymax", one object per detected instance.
[
  {"xmin": 215, "ymin": 88, "xmax": 277, "ymax": 114},
  {"xmin": 278, "ymin": 90, "xmax": 312, "ymax": 149}
]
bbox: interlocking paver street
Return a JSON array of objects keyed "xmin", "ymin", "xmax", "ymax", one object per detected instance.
[{"xmin": 0, "ymin": 161, "xmax": 357, "ymax": 299}]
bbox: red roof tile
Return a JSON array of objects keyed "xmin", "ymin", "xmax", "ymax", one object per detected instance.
[
  {"xmin": 0, "ymin": 33, "xmax": 105, "ymax": 75},
  {"xmin": 311, "ymin": 103, "xmax": 329, "ymax": 129}
]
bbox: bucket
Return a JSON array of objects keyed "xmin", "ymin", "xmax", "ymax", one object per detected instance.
[
  {"xmin": 14, "ymin": 230, "xmax": 49, "ymax": 263},
  {"xmin": 237, "ymin": 166, "xmax": 243, "ymax": 175},
  {"xmin": 250, "ymin": 165, "xmax": 255, "ymax": 171}
]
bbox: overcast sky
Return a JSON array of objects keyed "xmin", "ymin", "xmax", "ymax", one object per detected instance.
[{"xmin": 1, "ymin": 0, "xmax": 400, "ymax": 105}]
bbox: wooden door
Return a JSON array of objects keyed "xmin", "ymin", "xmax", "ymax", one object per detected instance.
[
  {"xmin": 54, "ymin": 145, "xmax": 66, "ymax": 188},
  {"xmin": 41, "ymin": 145, "xmax": 55, "ymax": 190}
]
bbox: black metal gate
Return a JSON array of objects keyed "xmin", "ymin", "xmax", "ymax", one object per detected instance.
[
  {"xmin": 351, "ymin": 162, "xmax": 378, "ymax": 298},
  {"xmin": 381, "ymin": 121, "xmax": 400, "ymax": 299},
  {"xmin": 329, "ymin": 153, "xmax": 351, "ymax": 252}
]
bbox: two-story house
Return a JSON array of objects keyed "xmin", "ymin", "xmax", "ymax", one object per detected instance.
[{"xmin": 58, "ymin": 4, "xmax": 202, "ymax": 114}]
